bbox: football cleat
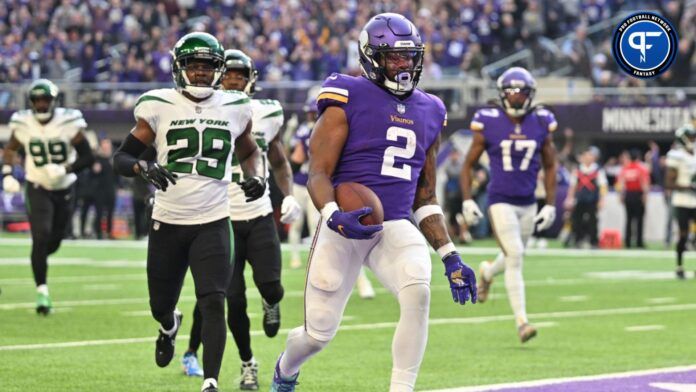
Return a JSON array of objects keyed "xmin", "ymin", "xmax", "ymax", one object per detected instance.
[
  {"xmin": 270, "ymin": 353, "xmax": 299, "ymax": 392},
  {"xmin": 155, "ymin": 310, "xmax": 182, "ymax": 367},
  {"xmin": 262, "ymin": 299, "xmax": 281, "ymax": 338},
  {"xmin": 676, "ymin": 267, "xmax": 685, "ymax": 280},
  {"xmin": 357, "ymin": 271, "xmax": 375, "ymax": 299},
  {"xmin": 201, "ymin": 378, "xmax": 218, "ymax": 392},
  {"xmin": 477, "ymin": 261, "xmax": 494, "ymax": 303},
  {"xmin": 181, "ymin": 351, "xmax": 204, "ymax": 377},
  {"xmin": 239, "ymin": 359, "xmax": 259, "ymax": 390},
  {"xmin": 36, "ymin": 292, "xmax": 52, "ymax": 315},
  {"xmin": 518, "ymin": 323, "xmax": 537, "ymax": 343}
]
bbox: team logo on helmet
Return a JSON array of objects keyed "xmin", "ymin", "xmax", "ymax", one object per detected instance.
[{"xmin": 612, "ymin": 12, "xmax": 678, "ymax": 78}]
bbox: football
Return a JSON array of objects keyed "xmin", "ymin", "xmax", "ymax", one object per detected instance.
[{"xmin": 335, "ymin": 182, "xmax": 384, "ymax": 226}]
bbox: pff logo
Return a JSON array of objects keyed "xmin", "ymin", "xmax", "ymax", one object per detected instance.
[{"xmin": 612, "ymin": 12, "xmax": 678, "ymax": 78}]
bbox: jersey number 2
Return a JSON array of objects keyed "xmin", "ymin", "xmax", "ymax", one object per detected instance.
[
  {"xmin": 500, "ymin": 140, "xmax": 537, "ymax": 171},
  {"xmin": 167, "ymin": 127, "xmax": 231, "ymax": 180},
  {"xmin": 381, "ymin": 126, "xmax": 416, "ymax": 180}
]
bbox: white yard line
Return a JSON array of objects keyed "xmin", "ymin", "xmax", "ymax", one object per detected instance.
[
  {"xmin": 2, "ymin": 303, "xmax": 695, "ymax": 351},
  {"xmin": 625, "ymin": 325, "xmax": 666, "ymax": 332},
  {"xmin": 559, "ymin": 295, "xmax": 588, "ymax": 302},
  {"xmin": 423, "ymin": 365, "xmax": 696, "ymax": 392},
  {"xmin": 2, "ymin": 239, "xmax": 694, "ymax": 259}
]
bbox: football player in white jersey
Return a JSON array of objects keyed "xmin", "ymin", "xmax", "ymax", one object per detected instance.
[
  {"xmin": 2, "ymin": 79, "xmax": 94, "ymax": 315},
  {"xmin": 180, "ymin": 49, "xmax": 302, "ymax": 390},
  {"xmin": 112, "ymin": 33, "xmax": 265, "ymax": 392},
  {"xmin": 665, "ymin": 124, "xmax": 696, "ymax": 279}
]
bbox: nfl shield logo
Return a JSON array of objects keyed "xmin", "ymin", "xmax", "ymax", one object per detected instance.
[{"xmin": 397, "ymin": 104, "xmax": 406, "ymax": 114}]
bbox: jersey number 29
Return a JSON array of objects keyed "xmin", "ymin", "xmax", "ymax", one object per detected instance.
[{"xmin": 167, "ymin": 127, "xmax": 231, "ymax": 180}]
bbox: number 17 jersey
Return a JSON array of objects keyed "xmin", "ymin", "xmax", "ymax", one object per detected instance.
[
  {"xmin": 134, "ymin": 88, "xmax": 252, "ymax": 225},
  {"xmin": 470, "ymin": 106, "xmax": 557, "ymax": 206}
]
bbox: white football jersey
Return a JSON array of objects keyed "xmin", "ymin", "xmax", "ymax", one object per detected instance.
[
  {"xmin": 666, "ymin": 147, "xmax": 696, "ymax": 208},
  {"xmin": 134, "ymin": 88, "xmax": 252, "ymax": 225},
  {"xmin": 228, "ymin": 98, "xmax": 284, "ymax": 221},
  {"xmin": 9, "ymin": 108, "xmax": 86, "ymax": 190}
]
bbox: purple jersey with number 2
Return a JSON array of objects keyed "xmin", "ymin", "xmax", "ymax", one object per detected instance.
[
  {"xmin": 316, "ymin": 73, "xmax": 446, "ymax": 221},
  {"xmin": 470, "ymin": 106, "xmax": 557, "ymax": 206}
]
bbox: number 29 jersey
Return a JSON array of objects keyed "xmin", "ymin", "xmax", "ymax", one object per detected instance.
[
  {"xmin": 317, "ymin": 74, "xmax": 446, "ymax": 221},
  {"xmin": 470, "ymin": 106, "xmax": 557, "ymax": 206},
  {"xmin": 134, "ymin": 88, "xmax": 252, "ymax": 225},
  {"xmin": 9, "ymin": 108, "xmax": 86, "ymax": 190}
]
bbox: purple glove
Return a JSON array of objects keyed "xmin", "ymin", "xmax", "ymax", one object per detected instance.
[
  {"xmin": 443, "ymin": 252, "xmax": 478, "ymax": 305},
  {"xmin": 326, "ymin": 207, "xmax": 383, "ymax": 240}
]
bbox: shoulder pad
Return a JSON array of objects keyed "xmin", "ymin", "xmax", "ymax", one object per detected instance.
[{"xmin": 316, "ymin": 73, "xmax": 352, "ymax": 114}]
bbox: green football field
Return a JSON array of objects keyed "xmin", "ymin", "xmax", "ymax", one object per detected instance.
[{"xmin": 1, "ymin": 237, "xmax": 695, "ymax": 391}]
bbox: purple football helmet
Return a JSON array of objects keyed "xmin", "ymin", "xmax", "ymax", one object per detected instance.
[
  {"xmin": 497, "ymin": 67, "xmax": 537, "ymax": 117},
  {"xmin": 359, "ymin": 13, "xmax": 424, "ymax": 95}
]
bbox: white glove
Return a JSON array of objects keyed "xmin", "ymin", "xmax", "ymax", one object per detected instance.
[
  {"xmin": 45, "ymin": 164, "xmax": 67, "ymax": 182},
  {"xmin": 280, "ymin": 195, "xmax": 302, "ymax": 224},
  {"xmin": 2, "ymin": 174, "xmax": 20, "ymax": 193},
  {"xmin": 462, "ymin": 199, "xmax": 484, "ymax": 226},
  {"xmin": 534, "ymin": 204, "xmax": 556, "ymax": 231}
]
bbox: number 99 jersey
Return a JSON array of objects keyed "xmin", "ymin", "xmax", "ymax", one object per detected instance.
[
  {"xmin": 317, "ymin": 73, "xmax": 446, "ymax": 221},
  {"xmin": 134, "ymin": 88, "xmax": 252, "ymax": 225},
  {"xmin": 470, "ymin": 106, "xmax": 557, "ymax": 206},
  {"xmin": 9, "ymin": 108, "xmax": 86, "ymax": 190}
]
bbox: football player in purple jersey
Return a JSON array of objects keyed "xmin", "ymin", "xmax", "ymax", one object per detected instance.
[
  {"xmin": 460, "ymin": 67, "xmax": 558, "ymax": 343},
  {"xmin": 271, "ymin": 13, "xmax": 477, "ymax": 392}
]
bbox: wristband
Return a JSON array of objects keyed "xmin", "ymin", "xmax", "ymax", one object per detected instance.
[
  {"xmin": 413, "ymin": 204, "xmax": 444, "ymax": 226},
  {"xmin": 321, "ymin": 201, "xmax": 339, "ymax": 221},
  {"xmin": 436, "ymin": 242, "xmax": 457, "ymax": 259}
]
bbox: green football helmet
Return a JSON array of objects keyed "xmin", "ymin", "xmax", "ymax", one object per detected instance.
[
  {"xmin": 223, "ymin": 49, "xmax": 258, "ymax": 95},
  {"xmin": 28, "ymin": 79, "xmax": 59, "ymax": 121},
  {"xmin": 675, "ymin": 123, "xmax": 696, "ymax": 150},
  {"xmin": 171, "ymin": 32, "xmax": 225, "ymax": 98}
]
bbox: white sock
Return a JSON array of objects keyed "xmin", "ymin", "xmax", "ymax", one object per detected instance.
[
  {"xmin": 390, "ymin": 284, "xmax": 430, "ymax": 392},
  {"xmin": 280, "ymin": 326, "xmax": 327, "ymax": 377},
  {"xmin": 37, "ymin": 284, "xmax": 49, "ymax": 296},
  {"xmin": 160, "ymin": 310, "xmax": 180, "ymax": 336},
  {"xmin": 485, "ymin": 253, "xmax": 506, "ymax": 280},
  {"xmin": 201, "ymin": 378, "xmax": 217, "ymax": 391},
  {"xmin": 242, "ymin": 357, "xmax": 256, "ymax": 366},
  {"xmin": 503, "ymin": 254, "xmax": 528, "ymax": 326}
]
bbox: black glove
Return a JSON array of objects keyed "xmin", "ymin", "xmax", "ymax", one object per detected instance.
[
  {"xmin": 137, "ymin": 161, "xmax": 177, "ymax": 191},
  {"xmin": 239, "ymin": 176, "xmax": 266, "ymax": 202}
]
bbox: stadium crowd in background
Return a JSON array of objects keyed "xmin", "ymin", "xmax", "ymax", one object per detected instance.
[{"xmin": 1, "ymin": 0, "xmax": 694, "ymax": 90}]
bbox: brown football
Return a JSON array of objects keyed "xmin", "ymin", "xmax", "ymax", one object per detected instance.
[{"xmin": 335, "ymin": 182, "xmax": 384, "ymax": 225}]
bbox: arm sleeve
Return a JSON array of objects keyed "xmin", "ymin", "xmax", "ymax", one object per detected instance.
[
  {"xmin": 113, "ymin": 134, "xmax": 148, "ymax": 177},
  {"xmin": 67, "ymin": 137, "xmax": 94, "ymax": 173}
]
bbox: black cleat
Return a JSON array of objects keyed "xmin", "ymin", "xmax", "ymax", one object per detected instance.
[
  {"xmin": 262, "ymin": 299, "xmax": 280, "ymax": 338},
  {"xmin": 202, "ymin": 387, "xmax": 218, "ymax": 392},
  {"xmin": 155, "ymin": 311, "xmax": 182, "ymax": 367},
  {"xmin": 676, "ymin": 267, "xmax": 685, "ymax": 280}
]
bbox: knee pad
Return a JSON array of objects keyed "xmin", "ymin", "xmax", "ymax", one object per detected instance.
[
  {"xmin": 398, "ymin": 283, "xmax": 430, "ymax": 312},
  {"xmin": 305, "ymin": 302, "xmax": 341, "ymax": 342},
  {"xmin": 258, "ymin": 281, "xmax": 284, "ymax": 305},
  {"xmin": 198, "ymin": 293, "xmax": 226, "ymax": 321}
]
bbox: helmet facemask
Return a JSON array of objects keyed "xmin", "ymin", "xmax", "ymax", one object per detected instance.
[
  {"xmin": 497, "ymin": 67, "xmax": 537, "ymax": 117},
  {"xmin": 358, "ymin": 13, "xmax": 424, "ymax": 96},
  {"xmin": 174, "ymin": 55, "xmax": 224, "ymax": 99},
  {"xmin": 28, "ymin": 79, "xmax": 59, "ymax": 122},
  {"xmin": 676, "ymin": 124, "xmax": 696, "ymax": 151}
]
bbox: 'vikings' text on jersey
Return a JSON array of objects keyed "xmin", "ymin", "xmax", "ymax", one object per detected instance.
[{"xmin": 317, "ymin": 73, "xmax": 447, "ymax": 221}]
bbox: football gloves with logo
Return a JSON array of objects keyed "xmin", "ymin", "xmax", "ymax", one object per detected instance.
[
  {"xmin": 534, "ymin": 204, "xmax": 556, "ymax": 231},
  {"xmin": 137, "ymin": 160, "xmax": 177, "ymax": 192},
  {"xmin": 462, "ymin": 199, "xmax": 484, "ymax": 226},
  {"xmin": 443, "ymin": 252, "xmax": 477, "ymax": 305},
  {"xmin": 239, "ymin": 176, "xmax": 266, "ymax": 202},
  {"xmin": 280, "ymin": 195, "xmax": 302, "ymax": 223},
  {"xmin": 326, "ymin": 207, "xmax": 383, "ymax": 240}
]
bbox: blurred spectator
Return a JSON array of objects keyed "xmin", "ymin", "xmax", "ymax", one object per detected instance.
[
  {"xmin": 617, "ymin": 149, "xmax": 651, "ymax": 248},
  {"xmin": 565, "ymin": 147, "xmax": 608, "ymax": 248},
  {"xmin": 92, "ymin": 138, "xmax": 117, "ymax": 239}
]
